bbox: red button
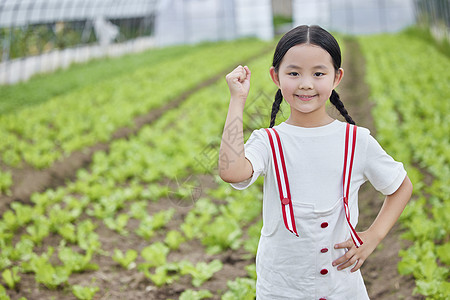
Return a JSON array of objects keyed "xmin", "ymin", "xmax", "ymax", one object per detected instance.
[
  {"xmin": 281, "ymin": 198, "xmax": 290, "ymax": 205},
  {"xmin": 319, "ymin": 298, "xmax": 327, "ymax": 300},
  {"xmin": 321, "ymin": 222, "xmax": 328, "ymax": 228},
  {"xmin": 320, "ymin": 269, "xmax": 328, "ymax": 275},
  {"xmin": 320, "ymin": 248, "xmax": 328, "ymax": 253}
]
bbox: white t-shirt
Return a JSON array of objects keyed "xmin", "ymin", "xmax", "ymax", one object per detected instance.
[
  {"xmin": 230, "ymin": 120, "xmax": 406, "ymax": 299},
  {"xmin": 231, "ymin": 119, "xmax": 406, "ymax": 237}
]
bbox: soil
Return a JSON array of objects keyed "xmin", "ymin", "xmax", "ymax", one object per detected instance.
[{"xmin": 2, "ymin": 40, "xmax": 424, "ymax": 299}]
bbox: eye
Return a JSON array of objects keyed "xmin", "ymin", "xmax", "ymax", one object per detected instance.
[
  {"xmin": 288, "ymin": 72, "xmax": 299, "ymax": 76},
  {"xmin": 314, "ymin": 72, "xmax": 325, "ymax": 77}
]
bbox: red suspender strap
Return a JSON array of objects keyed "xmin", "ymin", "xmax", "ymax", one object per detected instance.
[
  {"xmin": 264, "ymin": 128, "xmax": 299, "ymax": 237},
  {"xmin": 343, "ymin": 123, "xmax": 364, "ymax": 248}
]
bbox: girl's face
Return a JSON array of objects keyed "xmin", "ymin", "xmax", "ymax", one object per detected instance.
[{"xmin": 270, "ymin": 44, "xmax": 343, "ymax": 123}]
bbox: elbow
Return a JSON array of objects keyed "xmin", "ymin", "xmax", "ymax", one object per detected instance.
[
  {"xmin": 218, "ymin": 167, "xmax": 232, "ymax": 183},
  {"xmin": 218, "ymin": 171, "xmax": 231, "ymax": 183},
  {"xmin": 218, "ymin": 158, "xmax": 253, "ymax": 183},
  {"xmin": 218, "ymin": 168, "xmax": 247, "ymax": 183},
  {"xmin": 218, "ymin": 170, "xmax": 237, "ymax": 183},
  {"xmin": 217, "ymin": 160, "xmax": 237, "ymax": 183}
]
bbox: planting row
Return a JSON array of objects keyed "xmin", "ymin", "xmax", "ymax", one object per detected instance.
[
  {"xmin": 0, "ymin": 48, "xmax": 278, "ymax": 299},
  {"xmin": 360, "ymin": 32, "xmax": 450, "ymax": 299},
  {"xmin": 0, "ymin": 38, "xmax": 271, "ymax": 196},
  {"xmin": 0, "ymin": 44, "xmax": 201, "ymax": 116}
]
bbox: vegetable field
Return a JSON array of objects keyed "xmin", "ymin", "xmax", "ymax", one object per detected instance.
[
  {"xmin": 360, "ymin": 32, "xmax": 450, "ymax": 299},
  {"xmin": 0, "ymin": 30, "xmax": 448, "ymax": 300}
]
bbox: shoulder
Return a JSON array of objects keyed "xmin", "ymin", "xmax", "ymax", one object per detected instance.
[
  {"xmin": 355, "ymin": 125, "xmax": 371, "ymax": 141},
  {"xmin": 351, "ymin": 125, "xmax": 372, "ymax": 156},
  {"xmin": 354, "ymin": 125, "xmax": 383, "ymax": 150}
]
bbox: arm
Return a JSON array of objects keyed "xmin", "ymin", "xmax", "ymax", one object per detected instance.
[
  {"xmin": 218, "ymin": 66, "xmax": 254, "ymax": 183},
  {"xmin": 333, "ymin": 175, "xmax": 413, "ymax": 272}
]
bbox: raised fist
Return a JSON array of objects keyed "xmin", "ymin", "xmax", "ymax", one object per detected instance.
[{"xmin": 225, "ymin": 65, "xmax": 251, "ymax": 100}]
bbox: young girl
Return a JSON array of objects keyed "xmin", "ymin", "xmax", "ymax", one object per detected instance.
[{"xmin": 218, "ymin": 25, "xmax": 413, "ymax": 299}]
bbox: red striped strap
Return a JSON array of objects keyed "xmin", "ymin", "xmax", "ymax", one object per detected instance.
[
  {"xmin": 264, "ymin": 128, "xmax": 299, "ymax": 237},
  {"xmin": 343, "ymin": 123, "xmax": 363, "ymax": 248}
]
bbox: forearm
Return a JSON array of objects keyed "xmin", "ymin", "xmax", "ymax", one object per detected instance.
[
  {"xmin": 218, "ymin": 98, "xmax": 248, "ymax": 181},
  {"xmin": 367, "ymin": 175, "xmax": 413, "ymax": 243}
]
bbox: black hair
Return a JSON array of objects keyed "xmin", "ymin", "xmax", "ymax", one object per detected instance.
[{"xmin": 269, "ymin": 25, "xmax": 355, "ymax": 127}]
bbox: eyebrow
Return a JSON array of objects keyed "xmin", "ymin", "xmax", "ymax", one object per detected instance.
[{"xmin": 286, "ymin": 64, "xmax": 329, "ymax": 70}]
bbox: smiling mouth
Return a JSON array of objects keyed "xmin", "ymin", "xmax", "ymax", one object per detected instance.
[{"xmin": 296, "ymin": 94, "xmax": 317, "ymax": 101}]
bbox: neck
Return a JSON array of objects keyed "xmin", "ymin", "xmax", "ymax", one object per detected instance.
[{"xmin": 286, "ymin": 110, "xmax": 334, "ymax": 128}]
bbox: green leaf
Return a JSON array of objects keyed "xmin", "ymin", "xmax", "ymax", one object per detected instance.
[
  {"xmin": 2, "ymin": 267, "xmax": 21, "ymax": 289},
  {"xmin": 201, "ymin": 216, "xmax": 242, "ymax": 254},
  {"xmin": 436, "ymin": 242, "xmax": 450, "ymax": 265},
  {"xmin": 244, "ymin": 220, "xmax": 262, "ymax": 256},
  {"xmin": 72, "ymin": 284, "xmax": 99, "ymax": 300},
  {"xmin": 58, "ymin": 247, "xmax": 98, "ymax": 273},
  {"xmin": 147, "ymin": 263, "xmax": 179, "ymax": 287},
  {"xmin": 140, "ymin": 242, "xmax": 170, "ymax": 267},
  {"xmin": 151, "ymin": 208, "xmax": 175, "ymax": 230},
  {"xmin": 112, "ymin": 249, "xmax": 138, "ymax": 269},
  {"xmin": 2, "ymin": 211, "xmax": 18, "ymax": 231},
  {"xmin": 129, "ymin": 201, "xmax": 148, "ymax": 220},
  {"xmin": 179, "ymin": 259, "xmax": 223, "ymax": 287},
  {"xmin": 25, "ymin": 216, "xmax": 50, "ymax": 245},
  {"xmin": 76, "ymin": 220, "xmax": 100, "ymax": 252},
  {"xmin": 0, "ymin": 284, "xmax": 11, "ymax": 299},
  {"xmin": 245, "ymin": 264, "xmax": 257, "ymax": 280},
  {"xmin": 35, "ymin": 264, "xmax": 70, "ymax": 290},
  {"xmin": 104, "ymin": 214, "xmax": 129, "ymax": 236},
  {"xmin": 179, "ymin": 289, "xmax": 213, "ymax": 300},
  {"xmin": 10, "ymin": 238, "xmax": 34, "ymax": 261},
  {"xmin": 57, "ymin": 223, "xmax": 77, "ymax": 243},
  {"xmin": 134, "ymin": 216, "xmax": 156, "ymax": 240},
  {"xmin": 164, "ymin": 230, "xmax": 186, "ymax": 250},
  {"xmin": 221, "ymin": 277, "xmax": 256, "ymax": 300}
]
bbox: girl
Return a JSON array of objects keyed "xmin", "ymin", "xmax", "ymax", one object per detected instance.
[{"xmin": 218, "ymin": 25, "xmax": 413, "ymax": 299}]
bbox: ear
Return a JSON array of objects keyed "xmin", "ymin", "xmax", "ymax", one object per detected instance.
[
  {"xmin": 333, "ymin": 68, "xmax": 344, "ymax": 89},
  {"xmin": 269, "ymin": 67, "xmax": 281, "ymax": 89}
]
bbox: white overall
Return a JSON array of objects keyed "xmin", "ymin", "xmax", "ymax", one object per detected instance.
[{"xmin": 256, "ymin": 125, "xmax": 370, "ymax": 300}]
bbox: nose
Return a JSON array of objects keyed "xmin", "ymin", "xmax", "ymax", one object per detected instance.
[{"xmin": 298, "ymin": 76, "xmax": 313, "ymax": 90}]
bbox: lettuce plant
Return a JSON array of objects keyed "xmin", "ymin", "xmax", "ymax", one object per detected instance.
[
  {"xmin": 179, "ymin": 289, "xmax": 213, "ymax": 300},
  {"xmin": 112, "ymin": 249, "xmax": 137, "ymax": 270},
  {"xmin": 179, "ymin": 259, "xmax": 223, "ymax": 287},
  {"xmin": 2, "ymin": 266, "xmax": 21, "ymax": 289},
  {"xmin": 72, "ymin": 284, "xmax": 99, "ymax": 300}
]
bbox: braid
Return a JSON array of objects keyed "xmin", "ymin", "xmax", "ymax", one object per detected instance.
[
  {"xmin": 269, "ymin": 89, "xmax": 283, "ymax": 128},
  {"xmin": 330, "ymin": 90, "xmax": 355, "ymax": 125}
]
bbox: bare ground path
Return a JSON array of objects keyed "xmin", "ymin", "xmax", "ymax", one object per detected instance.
[{"xmin": 339, "ymin": 37, "xmax": 423, "ymax": 300}]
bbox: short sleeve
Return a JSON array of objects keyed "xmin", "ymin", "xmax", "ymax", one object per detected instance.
[
  {"xmin": 363, "ymin": 134, "xmax": 407, "ymax": 195},
  {"xmin": 230, "ymin": 129, "xmax": 269, "ymax": 190}
]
